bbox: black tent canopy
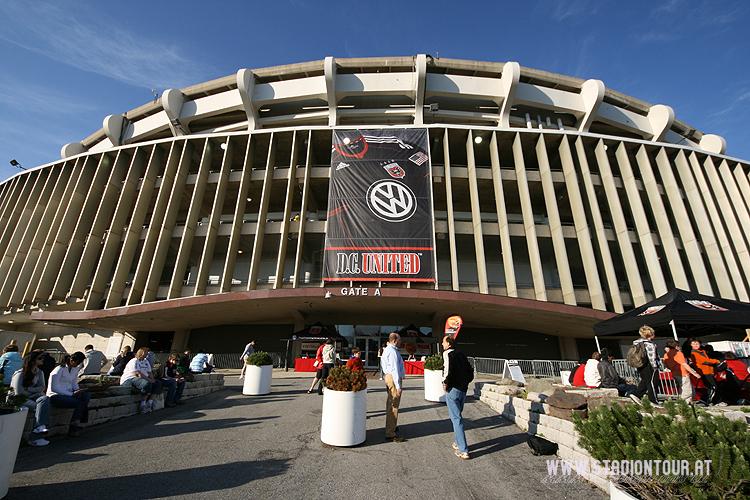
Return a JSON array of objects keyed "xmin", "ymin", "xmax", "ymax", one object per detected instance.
[{"xmin": 594, "ymin": 289, "xmax": 750, "ymax": 337}]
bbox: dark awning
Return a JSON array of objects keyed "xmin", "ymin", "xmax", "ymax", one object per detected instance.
[{"xmin": 593, "ymin": 289, "xmax": 750, "ymax": 336}]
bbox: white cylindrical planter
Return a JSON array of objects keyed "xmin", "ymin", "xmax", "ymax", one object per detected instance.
[
  {"xmin": 424, "ymin": 368, "xmax": 446, "ymax": 402},
  {"xmin": 320, "ymin": 387, "xmax": 367, "ymax": 446},
  {"xmin": 242, "ymin": 364, "xmax": 272, "ymax": 395},
  {"xmin": 0, "ymin": 407, "xmax": 28, "ymax": 499}
]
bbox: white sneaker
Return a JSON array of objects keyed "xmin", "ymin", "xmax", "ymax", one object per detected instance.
[
  {"xmin": 628, "ymin": 394, "xmax": 643, "ymax": 406},
  {"xmin": 32, "ymin": 425, "xmax": 49, "ymax": 434},
  {"xmin": 29, "ymin": 438, "xmax": 49, "ymax": 447}
]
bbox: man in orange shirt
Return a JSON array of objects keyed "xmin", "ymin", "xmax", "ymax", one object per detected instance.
[
  {"xmin": 346, "ymin": 347, "xmax": 364, "ymax": 371},
  {"xmin": 663, "ymin": 340, "xmax": 700, "ymax": 402}
]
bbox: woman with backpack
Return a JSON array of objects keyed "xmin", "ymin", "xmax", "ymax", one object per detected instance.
[{"xmin": 628, "ymin": 325, "xmax": 659, "ymax": 404}]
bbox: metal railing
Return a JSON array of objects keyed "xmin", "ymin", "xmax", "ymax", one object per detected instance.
[
  {"xmin": 470, "ymin": 356, "xmax": 680, "ymax": 400},
  {"xmin": 469, "ymin": 357, "xmax": 578, "ymax": 378}
]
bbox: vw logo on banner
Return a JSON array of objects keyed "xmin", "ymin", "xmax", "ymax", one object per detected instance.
[{"xmin": 366, "ymin": 180, "xmax": 417, "ymax": 222}]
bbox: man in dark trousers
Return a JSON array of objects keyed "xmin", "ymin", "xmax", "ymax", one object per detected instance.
[{"xmin": 442, "ymin": 334, "xmax": 474, "ymax": 459}]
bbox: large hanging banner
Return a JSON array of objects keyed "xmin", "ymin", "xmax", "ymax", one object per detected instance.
[{"xmin": 323, "ymin": 129, "xmax": 434, "ymax": 282}]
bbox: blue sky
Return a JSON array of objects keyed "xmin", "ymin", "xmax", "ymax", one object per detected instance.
[{"xmin": 0, "ymin": 0, "xmax": 748, "ymax": 181}]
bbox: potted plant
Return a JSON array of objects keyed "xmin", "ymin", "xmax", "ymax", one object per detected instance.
[
  {"xmin": 320, "ymin": 367, "xmax": 367, "ymax": 446},
  {"xmin": 423, "ymin": 354, "xmax": 446, "ymax": 402},
  {"xmin": 1, "ymin": 385, "xmax": 28, "ymax": 499},
  {"xmin": 242, "ymin": 351, "xmax": 273, "ymax": 395}
]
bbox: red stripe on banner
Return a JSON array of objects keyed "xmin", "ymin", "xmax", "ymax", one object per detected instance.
[
  {"xmin": 323, "ymin": 278, "xmax": 435, "ymax": 282},
  {"xmin": 325, "ymin": 246, "xmax": 433, "ymax": 251}
]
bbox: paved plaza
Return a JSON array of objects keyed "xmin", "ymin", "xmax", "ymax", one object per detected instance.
[{"xmin": 9, "ymin": 373, "xmax": 604, "ymax": 499}]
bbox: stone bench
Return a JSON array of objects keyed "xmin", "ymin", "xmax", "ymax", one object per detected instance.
[
  {"xmin": 23, "ymin": 373, "xmax": 225, "ymax": 440},
  {"xmin": 476, "ymin": 381, "xmax": 611, "ymax": 491}
]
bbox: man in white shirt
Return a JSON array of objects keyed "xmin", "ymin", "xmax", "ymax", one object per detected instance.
[
  {"xmin": 583, "ymin": 352, "xmax": 602, "ymax": 388},
  {"xmin": 80, "ymin": 344, "xmax": 107, "ymax": 376},
  {"xmin": 380, "ymin": 332, "xmax": 405, "ymax": 442}
]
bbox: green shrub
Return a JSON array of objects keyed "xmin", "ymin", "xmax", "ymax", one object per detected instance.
[
  {"xmin": 0, "ymin": 384, "xmax": 27, "ymax": 415},
  {"xmin": 424, "ymin": 354, "xmax": 444, "ymax": 371},
  {"xmin": 245, "ymin": 351, "xmax": 273, "ymax": 367},
  {"xmin": 325, "ymin": 366, "xmax": 367, "ymax": 392},
  {"xmin": 573, "ymin": 399, "xmax": 750, "ymax": 499}
]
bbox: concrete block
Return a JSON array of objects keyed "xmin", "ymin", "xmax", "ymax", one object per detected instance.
[{"xmin": 558, "ymin": 418, "xmax": 576, "ymax": 435}]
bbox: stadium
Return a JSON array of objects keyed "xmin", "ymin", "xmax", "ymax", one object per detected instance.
[{"xmin": 1, "ymin": 55, "xmax": 749, "ymax": 365}]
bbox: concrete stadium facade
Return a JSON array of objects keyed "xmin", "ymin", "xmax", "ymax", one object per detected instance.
[{"xmin": 2, "ymin": 55, "xmax": 750, "ymax": 360}]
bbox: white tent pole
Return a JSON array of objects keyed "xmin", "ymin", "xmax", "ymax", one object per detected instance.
[
  {"xmin": 594, "ymin": 336, "xmax": 601, "ymax": 352},
  {"xmin": 669, "ymin": 320, "xmax": 679, "ymax": 341}
]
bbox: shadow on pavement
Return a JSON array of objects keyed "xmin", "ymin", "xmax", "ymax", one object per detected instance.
[
  {"xmin": 13, "ymin": 452, "xmax": 108, "ymax": 473},
  {"xmin": 366, "ymin": 401, "xmax": 445, "ymax": 418},
  {"xmin": 469, "ymin": 432, "xmax": 529, "ymax": 458},
  {"xmin": 9, "ymin": 459, "xmax": 291, "ymax": 499}
]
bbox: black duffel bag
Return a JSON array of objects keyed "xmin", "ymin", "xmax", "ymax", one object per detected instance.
[{"xmin": 527, "ymin": 435, "xmax": 558, "ymax": 456}]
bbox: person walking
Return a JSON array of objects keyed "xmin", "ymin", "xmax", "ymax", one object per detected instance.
[
  {"xmin": 381, "ymin": 332, "xmax": 405, "ymax": 442},
  {"xmin": 442, "ymin": 334, "xmax": 474, "ymax": 459},
  {"xmin": 629, "ymin": 325, "xmax": 659, "ymax": 404},
  {"xmin": 317, "ymin": 338, "xmax": 336, "ymax": 395},
  {"xmin": 238, "ymin": 340, "xmax": 256, "ymax": 380},
  {"xmin": 80, "ymin": 344, "xmax": 107, "ymax": 376},
  {"xmin": 307, "ymin": 342, "xmax": 326, "ymax": 394}
]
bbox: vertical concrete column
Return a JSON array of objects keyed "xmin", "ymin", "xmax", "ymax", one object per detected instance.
[
  {"xmin": 594, "ymin": 140, "xmax": 646, "ymax": 307},
  {"xmin": 36, "ymin": 155, "xmax": 99, "ymax": 301},
  {"xmin": 443, "ymin": 129, "xmax": 459, "ymax": 291},
  {"xmin": 0, "ymin": 168, "xmax": 60, "ymax": 306},
  {"xmin": 274, "ymin": 133, "xmax": 300, "ymax": 289},
  {"xmin": 719, "ymin": 161, "xmax": 750, "ymax": 273},
  {"xmin": 84, "ymin": 148, "xmax": 148, "ymax": 309},
  {"xmin": 324, "ymin": 57, "xmax": 337, "ymax": 127},
  {"xmin": 247, "ymin": 133, "xmax": 276, "ymax": 290},
  {"xmin": 0, "ymin": 177, "xmax": 22, "ymax": 232},
  {"xmin": 655, "ymin": 149, "xmax": 712, "ymax": 294},
  {"xmin": 414, "ymin": 54, "xmax": 427, "ymax": 125},
  {"xmin": 128, "ymin": 141, "xmax": 184, "ymax": 304},
  {"xmin": 634, "ymin": 146, "xmax": 688, "ymax": 290},
  {"xmin": 536, "ymin": 135, "xmax": 575, "ymax": 305},
  {"xmin": 143, "ymin": 141, "xmax": 193, "ymax": 302},
  {"xmin": 558, "ymin": 137, "xmax": 604, "ymax": 310},
  {"xmin": 26, "ymin": 157, "xmax": 87, "ymax": 303},
  {"xmin": 222, "ymin": 137, "xmax": 255, "ymax": 292},
  {"xmin": 169, "ymin": 138, "xmax": 213, "ymax": 299},
  {"xmin": 512, "ymin": 133, "xmax": 546, "ymax": 301},
  {"xmin": 558, "ymin": 336, "xmax": 579, "ymax": 361},
  {"xmin": 0, "ymin": 169, "xmax": 54, "ymax": 306},
  {"xmin": 704, "ymin": 158, "xmax": 750, "ymax": 289},
  {"xmin": 171, "ymin": 330, "xmax": 191, "ymax": 352},
  {"xmin": 292, "ymin": 131, "xmax": 313, "ymax": 289},
  {"xmin": 195, "ymin": 136, "xmax": 234, "ymax": 295},
  {"xmin": 9, "ymin": 164, "xmax": 73, "ymax": 306},
  {"xmin": 687, "ymin": 152, "xmax": 747, "ymax": 300},
  {"xmin": 0, "ymin": 172, "xmax": 37, "ymax": 259},
  {"xmin": 573, "ymin": 138, "xmax": 623, "ymax": 312},
  {"xmin": 733, "ymin": 164, "xmax": 750, "ymax": 221},
  {"xmin": 466, "ymin": 131, "xmax": 488, "ymax": 294},
  {"xmin": 106, "ymin": 146, "xmax": 164, "ymax": 308},
  {"xmin": 53, "ymin": 153, "xmax": 116, "ymax": 299},
  {"xmin": 489, "ymin": 132, "xmax": 516, "ymax": 297},
  {"xmin": 70, "ymin": 151, "xmax": 130, "ymax": 300},
  {"xmin": 0, "ymin": 170, "xmax": 48, "ymax": 281},
  {"xmin": 614, "ymin": 143, "xmax": 667, "ymax": 297},
  {"xmin": 673, "ymin": 150, "xmax": 733, "ymax": 298}
]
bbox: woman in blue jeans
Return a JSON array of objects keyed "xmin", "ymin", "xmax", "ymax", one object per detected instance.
[
  {"xmin": 441, "ymin": 335, "xmax": 474, "ymax": 460},
  {"xmin": 46, "ymin": 352, "xmax": 91, "ymax": 437}
]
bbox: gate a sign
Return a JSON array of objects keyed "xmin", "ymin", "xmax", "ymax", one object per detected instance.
[{"xmin": 323, "ymin": 129, "xmax": 435, "ymax": 282}]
